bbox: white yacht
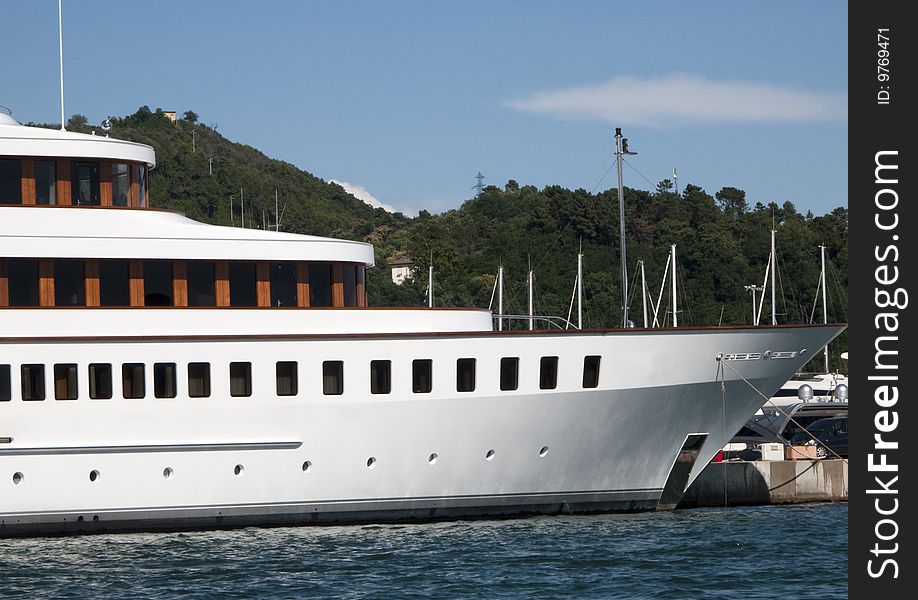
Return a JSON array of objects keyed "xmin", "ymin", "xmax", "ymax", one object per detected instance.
[{"xmin": 0, "ymin": 108, "xmax": 845, "ymax": 536}]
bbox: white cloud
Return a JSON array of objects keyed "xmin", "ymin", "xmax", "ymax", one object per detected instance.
[
  {"xmin": 505, "ymin": 73, "xmax": 847, "ymax": 127},
  {"xmin": 331, "ymin": 179, "xmax": 402, "ymax": 214}
]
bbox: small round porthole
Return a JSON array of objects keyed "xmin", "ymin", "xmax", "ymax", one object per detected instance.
[
  {"xmin": 13, "ymin": 472, "xmax": 24, "ymax": 485},
  {"xmin": 485, "ymin": 449, "xmax": 496, "ymax": 461},
  {"xmin": 163, "ymin": 467, "xmax": 174, "ymax": 479},
  {"xmin": 234, "ymin": 464, "xmax": 244, "ymax": 476},
  {"xmin": 428, "ymin": 453, "xmax": 439, "ymax": 465},
  {"xmin": 89, "ymin": 470, "xmax": 101, "ymax": 482},
  {"xmin": 539, "ymin": 446, "xmax": 550, "ymax": 458},
  {"xmin": 302, "ymin": 461, "xmax": 312, "ymax": 473},
  {"xmin": 367, "ymin": 457, "xmax": 377, "ymax": 469}
]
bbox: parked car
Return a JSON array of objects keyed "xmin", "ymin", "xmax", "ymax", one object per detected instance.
[{"xmin": 789, "ymin": 416, "xmax": 848, "ymax": 458}]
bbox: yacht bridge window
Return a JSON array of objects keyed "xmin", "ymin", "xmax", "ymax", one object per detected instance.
[{"xmin": 0, "ymin": 159, "xmax": 21, "ymax": 204}]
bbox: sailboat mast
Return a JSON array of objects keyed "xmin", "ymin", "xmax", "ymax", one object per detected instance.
[
  {"xmin": 428, "ymin": 256, "xmax": 434, "ymax": 308},
  {"xmin": 498, "ymin": 265, "xmax": 504, "ymax": 331},
  {"xmin": 577, "ymin": 249, "xmax": 583, "ymax": 330},
  {"xmin": 640, "ymin": 260, "xmax": 648, "ymax": 328},
  {"xmin": 615, "ymin": 128, "xmax": 628, "ymax": 327},
  {"xmin": 671, "ymin": 245, "xmax": 678, "ymax": 328},
  {"xmin": 770, "ymin": 228, "xmax": 777, "ymax": 325},
  {"xmin": 819, "ymin": 244, "xmax": 829, "ymax": 373},
  {"xmin": 528, "ymin": 267, "xmax": 534, "ymax": 331}
]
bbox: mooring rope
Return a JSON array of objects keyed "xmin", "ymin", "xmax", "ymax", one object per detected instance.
[{"xmin": 719, "ymin": 358, "xmax": 848, "ymax": 463}]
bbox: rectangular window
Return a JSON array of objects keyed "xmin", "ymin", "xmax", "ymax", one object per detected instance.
[
  {"xmin": 122, "ymin": 363, "xmax": 146, "ymax": 399},
  {"xmin": 35, "ymin": 160, "xmax": 56, "ymax": 205},
  {"xmin": 153, "ymin": 362, "xmax": 177, "ymax": 398},
  {"xmin": 370, "ymin": 360, "xmax": 391, "ymax": 395},
  {"xmin": 500, "ymin": 357, "xmax": 519, "ymax": 391},
  {"xmin": 229, "ymin": 262, "xmax": 257, "ymax": 307},
  {"xmin": 21, "ymin": 364, "xmax": 45, "ymax": 401},
  {"xmin": 582, "ymin": 355, "xmax": 601, "ymax": 389},
  {"xmin": 270, "ymin": 263, "xmax": 297, "ymax": 307},
  {"xmin": 276, "ymin": 361, "xmax": 298, "ymax": 396},
  {"xmin": 323, "ymin": 360, "xmax": 344, "ymax": 395},
  {"xmin": 188, "ymin": 262, "xmax": 216, "ymax": 307},
  {"xmin": 412, "ymin": 359, "xmax": 432, "ymax": 394},
  {"xmin": 143, "ymin": 261, "xmax": 173, "ymax": 306},
  {"xmin": 137, "ymin": 165, "xmax": 147, "ymax": 207},
  {"xmin": 0, "ymin": 364, "xmax": 10, "ymax": 401},
  {"xmin": 54, "ymin": 363, "xmax": 78, "ymax": 400},
  {"xmin": 99, "ymin": 261, "xmax": 131, "ymax": 306},
  {"xmin": 456, "ymin": 358, "xmax": 476, "ymax": 392},
  {"xmin": 54, "ymin": 260, "xmax": 85, "ymax": 306},
  {"xmin": 539, "ymin": 356, "xmax": 559, "ymax": 390},
  {"xmin": 309, "ymin": 263, "xmax": 333, "ymax": 307},
  {"xmin": 0, "ymin": 159, "xmax": 21, "ymax": 204},
  {"xmin": 8, "ymin": 259, "xmax": 39, "ymax": 307},
  {"xmin": 89, "ymin": 363, "xmax": 113, "ymax": 399},
  {"xmin": 112, "ymin": 163, "xmax": 129, "ymax": 206},
  {"xmin": 343, "ymin": 265, "xmax": 358, "ymax": 307},
  {"xmin": 71, "ymin": 161, "xmax": 100, "ymax": 205},
  {"xmin": 188, "ymin": 362, "xmax": 211, "ymax": 397},
  {"xmin": 230, "ymin": 362, "xmax": 252, "ymax": 397}
]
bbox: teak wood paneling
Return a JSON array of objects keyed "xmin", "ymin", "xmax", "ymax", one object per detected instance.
[
  {"xmin": 0, "ymin": 260, "xmax": 8, "ymax": 307},
  {"xmin": 296, "ymin": 263, "xmax": 310, "ymax": 307},
  {"xmin": 172, "ymin": 261, "xmax": 188, "ymax": 307},
  {"xmin": 20, "ymin": 158, "xmax": 35, "ymax": 205},
  {"xmin": 256, "ymin": 262, "xmax": 271, "ymax": 307},
  {"xmin": 331, "ymin": 263, "xmax": 345, "ymax": 308},
  {"xmin": 84, "ymin": 259, "xmax": 101, "ymax": 307},
  {"xmin": 129, "ymin": 260, "xmax": 144, "ymax": 307},
  {"xmin": 215, "ymin": 261, "xmax": 230, "ymax": 307},
  {"xmin": 99, "ymin": 160, "xmax": 112, "ymax": 207},
  {"xmin": 38, "ymin": 259, "xmax": 55, "ymax": 307},
  {"xmin": 56, "ymin": 159, "xmax": 71, "ymax": 205}
]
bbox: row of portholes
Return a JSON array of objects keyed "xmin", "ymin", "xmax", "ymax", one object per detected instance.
[{"xmin": 9, "ymin": 446, "xmax": 552, "ymax": 485}]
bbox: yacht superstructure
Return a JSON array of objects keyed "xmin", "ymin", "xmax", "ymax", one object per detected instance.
[{"xmin": 1, "ymin": 109, "xmax": 845, "ymax": 536}]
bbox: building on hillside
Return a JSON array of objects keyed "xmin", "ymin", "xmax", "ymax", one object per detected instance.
[
  {"xmin": 163, "ymin": 111, "xmax": 177, "ymax": 123},
  {"xmin": 388, "ymin": 256, "xmax": 415, "ymax": 285}
]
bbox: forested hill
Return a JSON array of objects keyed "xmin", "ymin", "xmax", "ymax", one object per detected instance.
[{"xmin": 56, "ymin": 108, "xmax": 848, "ymax": 368}]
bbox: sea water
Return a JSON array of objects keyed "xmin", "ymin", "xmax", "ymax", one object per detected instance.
[{"xmin": 0, "ymin": 503, "xmax": 846, "ymax": 598}]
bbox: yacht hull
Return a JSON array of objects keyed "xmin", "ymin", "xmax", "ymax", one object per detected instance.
[{"xmin": 1, "ymin": 320, "xmax": 844, "ymax": 537}]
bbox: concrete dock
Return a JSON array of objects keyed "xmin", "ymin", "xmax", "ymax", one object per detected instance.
[{"xmin": 678, "ymin": 458, "xmax": 848, "ymax": 508}]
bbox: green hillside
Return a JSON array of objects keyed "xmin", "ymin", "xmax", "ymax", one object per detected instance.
[{"xmin": 57, "ymin": 108, "xmax": 848, "ymax": 370}]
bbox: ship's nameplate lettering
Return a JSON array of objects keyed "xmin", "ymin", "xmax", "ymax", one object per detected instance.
[{"xmin": 721, "ymin": 350, "xmax": 799, "ymax": 361}]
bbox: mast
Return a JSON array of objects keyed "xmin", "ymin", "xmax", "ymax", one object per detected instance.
[
  {"xmin": 240, "ymin": 189, "xmax": 245, "ymax": 229},
  {"xmin": 614, "ymin": 128, "xmax": 636, "ymax": 327},
  {"xmin": 671, "ymin": 244, "xmax": 678, "ymax": 328},
  {"xmin": 819, "ymin": 244, "xmax": 829, "ymax": 373},
  {"xmin": 770, "ymin": 228, "xmax": 777, "ymax": 325},
  {"xmin": 428, "ymin": 256, "xmax": 434, "ymax": 308},
  {"xmin": 58, "ymin": 0, "xmax": 65, "ymax": 130},
  {"xmin": 497, "ymin": 265, "xmax": 504, "ymax": 331},
  {"xmin": 528, "ymin": 266, "xmax": 534, "ymax": 331},
  {"xmin": 577, "ymin": 247, "xmax": 583, "ymax": 330},
  {"xmin": 640, "ymin": 260, "xmax": 648, "ymax": 328}
]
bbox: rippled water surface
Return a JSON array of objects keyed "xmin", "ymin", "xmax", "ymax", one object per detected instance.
[{"xmin": 1, "ymin": 503, "xmax": 846, "ymax": 598}]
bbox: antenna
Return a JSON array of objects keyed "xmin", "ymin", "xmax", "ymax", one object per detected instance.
[
  {"xmin": 614, "ymin": 127, "xmax": 637, "ymax": 327},
  {"xmin": 58, "ymin": 0, "xmax": 65, "ymax": 130},
  {"xmin": 472, "ymin": 172, "xmax": 486, "ymax": 197},
  {"xmin": 672, "ymin": 168, "xmax": 679, "ymax": 195}
]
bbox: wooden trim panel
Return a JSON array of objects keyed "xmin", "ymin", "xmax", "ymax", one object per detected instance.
[
  {"xmin": 20, "ymin": 158, "xmax": 35, "ymax": 205},
  {"xmin": 84, "ymin": 259, "xmax": 101, "ymax": 307},
  {"xmin": 129, "ymin": 260, "xmax": 144, "ymax": 307},
  {"xmin": 0, "ymin": 260, "xmax": 8, "ymax": 307},
  {"xmin": 38, "ymin": 259, "xmax": 55, "ymax": 307},
  {"xmin": 173, "ymin": 260, "xmax": 188, "ymax": 307},
  {"xmin": 256, "ymin": 262, "xmax": 270, "ymax": 307}
]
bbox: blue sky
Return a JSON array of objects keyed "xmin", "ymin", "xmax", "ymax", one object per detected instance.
[{"xmin": 2, "ymin": 1, "xmax": 847, "ymax": 217}]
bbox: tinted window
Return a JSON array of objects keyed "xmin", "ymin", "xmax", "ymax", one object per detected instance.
[
  {"xmin": 582, "ymin": 355, "xmax": 601, "ymax": 389},
  {"xmin": 230, "ymin": 362, "xmax": 252, "ymax": 397},
  {"xmin": 54, "ymin": 363, "xmax": 78, "ymax": 400},
  {"xmin": 539, "ymin": 356, "xmax": 559, "ymax": 390},
  {"xmin": 370, "ymin": 360, "xmax": 391, "ymax": 395},
  {"xmin": 8, "ymin": 259, "xmax": 39, "ymax": 306},
  {"xmin": 0, "ymin": 364, "xmax": 10, "ymax": 401},
  {"xmin": 154, "ymin": 362, "xmax": 177, "ymax": 398},
  {"xmin": 35, "ymin": 160, "xmax": 56, "ymax": 205},
  {"xmin": 229, "ymin": 263, "xmax": 257, "ymax": 307},
  {"xmin": 71, "ymin": 161, "xmax": 100, "ymax": 205},
  {"xmin": 54, "ymin": 261, "xmax": 85, "ymax": 306},
  {"xmin": 0, "ymin": 159, "xmax": 21, "ymax": 204},
  {"xmin": 500, "ymin": 357, "xmax": 519, "ymax": 391},
  {"xmin": 100, "ymin": 261, "xmax": 130, "ymax": 306},
  {"xmin": 270, "ymin": 263, "xmax": 297, "ymax": 307},
  {"xmin": 188, "ymin": 362, "xmax": 211, "ymax": 397},
  {"xmin": 309, "ymin": 263, "xmax": 332, "ymax": 307},
  {"xmin": 323, "ymin": 361, "xmax": 343, "ymax": 395},
  {"xmin": 457, "ymin": 358, "xmax": 476, "ymax": 392},
  {"xmin": 122, "ymin": 363, "xmax": 146, "ymax": 399},
  {"xmin": 144, "ymin": 261, "xmax": 173, "ymax": 306},
  {"xmin": 344, "ymin": 265, "xmax": 358, "ymax": 307},
  {"xmin": 188, "ymin": 262, "xmax": 216, "ymax": 307},
  {"xmin": 21, "ymin": 364, "xmax": 45, "ymax": 400},
  {"xmin": 112, "ymin": 163, "xmax": 129, "ymax": 206},
  {"xmin": 413, "ymin": 359, "xmax": 432, "ymax": 394},
  {"xmin": 276, "ymin": 361, "xmax": 298, "ymax": 396},
  {"xmin": 89, "ymin": 363, "xmax": 113, "ymax": 399}
]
